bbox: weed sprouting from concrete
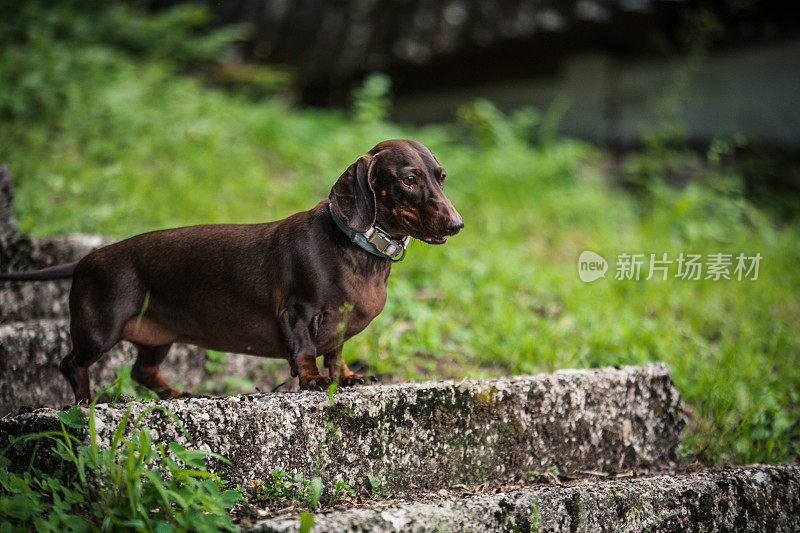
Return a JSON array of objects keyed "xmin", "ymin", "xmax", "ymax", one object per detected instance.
[
  {"xmin": 132, "ymin": 290, "xmax": 150, "ymax": 336},
  {"xmin": 0, "ymin": 389, "xmax": 241, "ymax": 531}
]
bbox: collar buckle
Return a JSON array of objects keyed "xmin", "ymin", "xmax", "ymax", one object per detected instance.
[{"xmin": 367, "ymin": 231, "xmax": 392, "ymax": 254}]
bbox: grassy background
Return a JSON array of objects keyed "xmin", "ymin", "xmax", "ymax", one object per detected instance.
[{"xmin": 1, "ymin": 1, "xmax": 799, "ymax": 465}]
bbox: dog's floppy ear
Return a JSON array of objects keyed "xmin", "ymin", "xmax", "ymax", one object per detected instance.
[{"xmin": 329, "ymin": 154, "xmax": 377, "ymax": 233}]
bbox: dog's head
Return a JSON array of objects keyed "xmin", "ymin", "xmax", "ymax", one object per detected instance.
[{"xmin": 330, "ymin": 139, "xmax": 463, "ymax": 244}]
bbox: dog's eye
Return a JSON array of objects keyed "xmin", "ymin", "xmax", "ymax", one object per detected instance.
[{"xmin": 402, "ymin": 175, "xmax": 416, "ymax": 187}]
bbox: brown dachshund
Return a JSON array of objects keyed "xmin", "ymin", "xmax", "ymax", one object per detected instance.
[{"xmin": 0, "ymin": 140, "xmax": 462, "ymax": 403}]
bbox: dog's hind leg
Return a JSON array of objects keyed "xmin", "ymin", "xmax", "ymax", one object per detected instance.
[
  {"xmin": 63, "ymin": 271, "xmax": 140, "ymax": 404},
  {"xmin": 59, "ymin": 352, "xmax": 92, "ymax": 404},
  {"xmin": 61, "ymin": 332, "xmax": 120, "ymax": 405},
  {"xmin": 130, "ymin": 344, "xmax": 189, "ymax": 399},
  {"xmin": 60, "ymin": 324, "xmax": 120, "ymax": 405}
]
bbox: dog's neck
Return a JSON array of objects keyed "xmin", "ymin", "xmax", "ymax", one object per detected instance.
[{"xmin": 328, "ymin": 203, "xmax": 410, "ymax": 262}]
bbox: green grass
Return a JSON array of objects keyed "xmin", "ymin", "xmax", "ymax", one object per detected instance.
[
  {"xmin": 1, "ymin": 2, "xmax": 799, "ymax": 467},
  {"xmin": 0, "ymin": 398, "xmax": 241, "ymax": 532}
]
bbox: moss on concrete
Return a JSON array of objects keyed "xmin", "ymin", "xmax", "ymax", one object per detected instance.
[
  {"xmin": 2, "ymin": 365, "xmax": 686, "ymax": 493},
  {"xmin": 246, "ymin": 466, "xmax": 800, "ymax": 532}
]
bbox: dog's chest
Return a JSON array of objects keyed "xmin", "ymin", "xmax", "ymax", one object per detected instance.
[
  {"xmin": 347, "ymin": 278, "xmax": 387, "ymax": 327},
  {"xmin": 315, "ymin": 274, "xmax": 387, "ymax": 347}
]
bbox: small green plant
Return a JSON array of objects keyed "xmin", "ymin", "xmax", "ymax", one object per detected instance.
[
  {"xmin": 258, "ymin": 469, "xmax": 313, "ymax": 502},
  {"xmin": 132, "ymin": 290, "xmax": 151, "ymax": 336},
  {"xmin": 202, "ymin": 351, "xmax": 256, "ymax": 395},
  {"xmin": 333, "ymin": 477, "xmax": 355, "ymax": 500},
  {"xmin": 366, "ymin": 474, "xmax": 386, "ymax": 496},
  {"xmin": 307, "ymin": 476, "xmax": 323, "ymax": 509},
  {"xmin": 530, "ymin": 495, "xmax": 542, "ymax": 532},
  {"xmin": 253, "ymin": 469, "xmax": 353, "ymax": 509},
  {"xmin": 298, "ymin": 511, "xmax": 315, "ymax": 533},
  {"xmin": 0, "ymin": 401, "xmax": 241, "ymax": 531},
  {"xmin": 110, "ymin": 365, "xmax": 156, "ymax": 401},
  {"xmin": 503, "ymin": 514, "xmax": 521, "ymax": 533},
  {"xmin": 327, "ymin": 382, "xmax": 339, "ymax": 406}
]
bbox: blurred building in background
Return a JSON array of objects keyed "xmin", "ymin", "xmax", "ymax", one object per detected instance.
[{"xmin": 145, "ymin": 0, "xmax": 800, "ymax": 146}]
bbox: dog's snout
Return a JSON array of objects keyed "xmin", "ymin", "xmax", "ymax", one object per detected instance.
[{"xmin": 444, "ymin": 215, "xmax": 464, "ymax": 235}]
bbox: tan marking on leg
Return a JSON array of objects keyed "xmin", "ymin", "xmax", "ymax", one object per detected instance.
[
  {"xmin": 324, "ymin": 351, "xmax": 366, "ymax": 386},
  {"xmin": 131, "ymin": 364, "xmax": 183, "ymax": 399},
  {"xmin": 77, "ymin": 367, "xmax": 92, "ymax": 404},
  {"xmin": 296, "ymin": 354, "xmax": 332, "ymax": 390}
]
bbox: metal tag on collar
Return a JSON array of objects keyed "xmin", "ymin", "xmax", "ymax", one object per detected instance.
[
  {"xmin": 390, "ymin": 238, "xmax": 408, "ymax": 262},
  {"xmin": 386, "ymin": 235, "xmax": 410, "ymax": 262}
]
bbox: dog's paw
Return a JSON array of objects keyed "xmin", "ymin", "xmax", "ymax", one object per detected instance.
[
  {"xmin": 178, "ymin": 391, "xmax": 211, "ymax": 399},
  {"xmin": 299, "ymin": 375, "xmax": 333, "ymax": 392},
  {"xmin": 159, "ymin": 390, "xmax": 209, "ymax": 400},
  {"xmin": 340, "ymin": 373, "xmax": 366, "ymax": 387}
]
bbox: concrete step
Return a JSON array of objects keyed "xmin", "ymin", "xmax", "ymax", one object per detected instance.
[
  {"xmin": 0, "ymin": 364, "xmax": 686, "ymax": 492},
  {"xmin": 0, "ymin": 318, "xmax": 285, "ymax": 415},
  {"xmin": 244, "ymin": 465, "xmax": 800, "ymax": 532},
  {"xmin": 0, "ymin": 165, "xmax": 17, "ymax": 261}
]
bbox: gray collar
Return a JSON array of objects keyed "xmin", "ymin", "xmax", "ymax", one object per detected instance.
[{"xmin": 329, "ymin": 203, "xmax": 410, "ymax": 261}]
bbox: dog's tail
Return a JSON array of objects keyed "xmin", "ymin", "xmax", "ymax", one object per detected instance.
[{"xmin": 0, "ymin": 261, "xmax": 79, "ymax": 281}]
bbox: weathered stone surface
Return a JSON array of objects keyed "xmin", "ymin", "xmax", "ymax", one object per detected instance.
[
  {"xmin": 0, "ymin": 165, "xmax": 15, "ymax": 241},
  {"xmin": 246, "ymin": 465, "xmax": 800, "ymax": 532},
  {"xmin": 0, "ymin": 318, "xmax": 283, "ymax": 415},
  {"xmin": 0, "ymin": 318, "xmax": 202, "ymax": 414},
  {"xmin": 0, "ymin": 364, "xmax": 686, "ymax": 490},
  {"xmin": 0, "ymin": 234, "xmax": 113, "ymax": 321}
]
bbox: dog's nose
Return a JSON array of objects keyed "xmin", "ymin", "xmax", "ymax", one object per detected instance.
[{"xmin": 444, "ymin": 216, "xmax": 464, "ymax": 236}]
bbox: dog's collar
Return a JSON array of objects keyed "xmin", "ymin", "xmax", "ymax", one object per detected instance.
[{"xmin": 329, "ymin": 203, "xmax": 410, "ymax": 261}]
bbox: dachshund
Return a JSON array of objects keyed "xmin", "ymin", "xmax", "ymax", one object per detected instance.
[{"xmin": 0, "ymin": 140, "xmax": 463, "ymax": 403}]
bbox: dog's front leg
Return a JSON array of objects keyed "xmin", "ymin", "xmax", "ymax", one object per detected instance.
[
  {"xmin": 323, "ymin": 348, "xmax": 377, "ymax": 386},
  {"xmin": 278, "ymin": 303, "xmax": 331, "ymax": 391}
]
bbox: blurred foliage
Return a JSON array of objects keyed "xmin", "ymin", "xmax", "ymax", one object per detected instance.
[
  {"xmin": 457, "ymin": 99, "xmax": 540, "ymax": 148},
  {"xmin": 0, "ymin": 0, "xmax": 247, "ymax": 121},
  {"xmin": 0, "ymin": 1, "xmax": 798, "ymax": 470},
  {"xmin": 351, "ymin": 72, "xmax": 392, "ymax": 123}
]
